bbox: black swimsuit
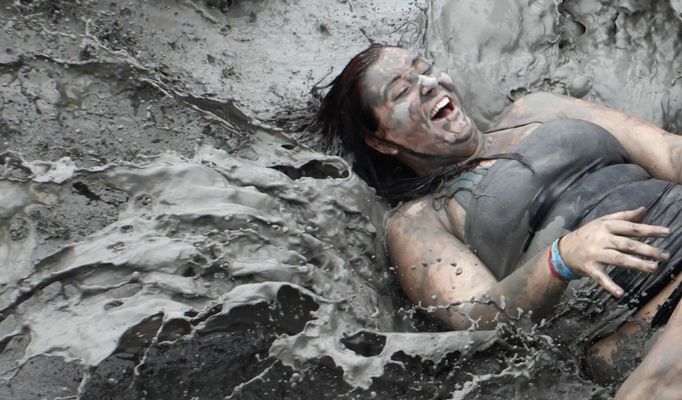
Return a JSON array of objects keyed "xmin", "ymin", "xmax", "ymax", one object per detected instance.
[{"xmin": 446, "ymin": 119, "xmax": 682, "ymax": 341}]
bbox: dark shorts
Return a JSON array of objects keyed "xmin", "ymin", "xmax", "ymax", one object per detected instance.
[{"xmin": 546, "ymin": 183, "xmax": 682, "ymax": 348}]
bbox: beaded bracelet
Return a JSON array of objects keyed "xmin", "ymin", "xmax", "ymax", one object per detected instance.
[{"xmin": 548, "ymin": 238, "xmax": 581, "ymax": 281}]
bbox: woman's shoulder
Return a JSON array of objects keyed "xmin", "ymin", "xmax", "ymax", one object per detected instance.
[
  {"xmin": 389, "ymin": 197, "xmax": 436, "ymax": 223},
  {"xmin": 493, "ymin": 92, "xmax": 575, "ymax": 129},
  {"xmin": 387, "ymin": 196, "xmax": 460, "ymax": 239}
]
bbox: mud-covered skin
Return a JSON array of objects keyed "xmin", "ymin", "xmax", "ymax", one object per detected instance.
[
  {"xmin": 362, "ymin": 48, "xmax": 484, "ymax": 175},
  {"xmin": 386, "ymin": 89, "xmax": 682, "ymax": 382},
  {"xmin": 614, "ymin": 301, "xmax": 682, "ymax": 400},
  {"xmin": 495, "ymin": 93, "xmax": 682, "ymax": 184},
  {"xmin": 582, "ymin": 267, "xmax": 682, "ymax": 386},
  {"xmin": 1, "ymin": 0, "xmax": 681, "ymax": 399},
  {"xmin": 387, "ymin": 198, "xmax": 568, "ymax": 331}
]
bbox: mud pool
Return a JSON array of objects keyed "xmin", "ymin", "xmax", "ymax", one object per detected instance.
[{"xmin": 0, "ymin": 0, "xmax": 681, "ymax": 399}]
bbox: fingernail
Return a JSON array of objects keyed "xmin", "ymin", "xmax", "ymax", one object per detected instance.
[
  {"xmin": 663, "ymin": 252, "xmax": 671, "ymax": 260},
  {"xmin": 615, "ymin": 289, "xmax": 624, "ymax": 298}
]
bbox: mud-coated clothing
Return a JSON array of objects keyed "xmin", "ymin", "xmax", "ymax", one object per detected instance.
[{"xmin": 446, "ymin": 119, "xmax": 681, "ymax": 339}]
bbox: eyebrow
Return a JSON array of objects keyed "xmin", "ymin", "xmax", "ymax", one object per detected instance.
[{"xmin": 383, "ymin": 54, "xmax": 422, "ymax": 99}]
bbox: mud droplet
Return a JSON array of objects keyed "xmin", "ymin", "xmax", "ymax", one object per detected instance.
[
  {"xmin": 569, "ymin": 75, "xmax": 592, "ymax": 98},
  {"xmin": 455, "ymin": 267, "xmax": 463, "ymax": 275},
  {"xmin": 134, "ymin": 193, "xmax": 153, "ymax": 208}
]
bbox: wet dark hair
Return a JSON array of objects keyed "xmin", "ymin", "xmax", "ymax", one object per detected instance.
[
  {"xmin": 309, "ymin": 44, "xmax": 526, "ymax": 204},
  {"xmin": 308, "ymin": 43, "xmax": 421, "ymax": 202}
]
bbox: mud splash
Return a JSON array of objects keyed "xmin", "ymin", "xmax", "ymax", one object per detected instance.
[
  {"xmin": 0, "ymin": 0, "xmax": 680, "ymax": 399},
  {"xmin": 0, "ymin": 145, "xmax": 602, "ymax": 399}
]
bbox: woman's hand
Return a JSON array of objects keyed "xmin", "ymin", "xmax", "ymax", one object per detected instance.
[{"xmin": 559, "ymin": 207, "xmax": 671, "ymax": 298}]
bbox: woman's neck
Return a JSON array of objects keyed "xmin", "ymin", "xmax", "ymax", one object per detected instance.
[
  {"xmin": 413, "ymin": 124, "xmax": 537, "ymax": 176},
  {"xmin": 411, "ymin": 129, "xmax": 489, "ymax": 176}
]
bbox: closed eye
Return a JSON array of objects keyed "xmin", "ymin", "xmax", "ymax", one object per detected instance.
[{"xmin": 394, "ymin": 85, "xmax": 409, "ymax": 100}]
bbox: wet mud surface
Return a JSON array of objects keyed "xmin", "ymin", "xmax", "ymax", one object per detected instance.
[{"xmin": 0, "ymin": 0, "xmax": 680, "ymax": 399}]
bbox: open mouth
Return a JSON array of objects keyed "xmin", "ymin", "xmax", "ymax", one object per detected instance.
[{"xmin": 430, "ymin": 97, "xmax": 455, "ymax": 121}]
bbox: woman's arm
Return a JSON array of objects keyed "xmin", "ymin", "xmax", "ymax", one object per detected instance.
[
  {"xmin": 497, "ymin": 92, "xmax": 682, "ymax": 183},
  {"xmin": 388, "ymin": 201, "xmax": 670, "ymax": 331},
  {"xmin": 388, "ymin": 205, "xmax": 565, "ymax": 330}
]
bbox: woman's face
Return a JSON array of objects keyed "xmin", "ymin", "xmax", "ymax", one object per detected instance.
[{"xmin": 362, "ymin": 47, "xmax": 481, "ymax": 162}]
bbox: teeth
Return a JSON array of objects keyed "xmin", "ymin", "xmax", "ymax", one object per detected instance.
[{"xmin": 431, "ymin": 97, "xmax": 450, "ymax": 119}]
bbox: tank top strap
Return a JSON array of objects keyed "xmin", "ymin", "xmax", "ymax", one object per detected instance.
[{"xmin": 443, "ymin": 167, "xmax": 490, "ymax": 208}]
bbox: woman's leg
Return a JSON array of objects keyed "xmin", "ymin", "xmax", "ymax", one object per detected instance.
[
  {"xmin": 583, "ymin": 272, "xmax": 682, "ymax": 384},
  {"xmin": 614, "ymin": 299, "xmax": 682, "ymax": 400}
]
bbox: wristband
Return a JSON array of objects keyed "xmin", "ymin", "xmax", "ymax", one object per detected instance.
[{"xmin": 548, "ymin": 238, "xmax": 581, "ymax": 281}]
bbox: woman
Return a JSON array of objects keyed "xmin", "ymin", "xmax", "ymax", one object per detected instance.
[{"xmin": 311, "ymin": 43, "xmax": 682, "ymax": 399}]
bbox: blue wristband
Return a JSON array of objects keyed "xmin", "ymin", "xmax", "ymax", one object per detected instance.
[{"xmin": 550, "ymin": 239, "xmax": 581, "ymax": 281}]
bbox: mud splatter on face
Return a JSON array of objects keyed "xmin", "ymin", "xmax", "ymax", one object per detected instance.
[
  {"xmin": 1, "ymin": 0, "xmax": 680, "ymax": 398},
  {"xmin": 362, "ymin": 47, "xmax": 482, "ymax": 164}
]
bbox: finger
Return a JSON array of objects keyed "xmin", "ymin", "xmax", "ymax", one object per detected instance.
[
  {"xmin": 589, "ymin": 267, "xmax": 625, "ymax": 298},
  {"xmin": 610, "ymin": 237, "xmax": 670, "ymax": 262},
  {"xmin": 600, "ymin": 207, "xmax": 647, "ymax": 222},
  {"xmin": 601, "ymin": 249, "xmax": 659, "ymax": 272},
  {"xmin": 607, "ymin": 220, "xmax": 670, "ymax": 238}
]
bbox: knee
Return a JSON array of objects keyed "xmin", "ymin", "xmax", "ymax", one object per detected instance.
[
  {"xmin": 616, "ymin": 353, "xmax": 682, "ymax": 400},
  {"xmin": 583, "ymin": 346, "xmax": 630, "ymax": 385}
]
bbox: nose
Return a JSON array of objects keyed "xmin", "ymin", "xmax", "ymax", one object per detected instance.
[
  {"xmin": 418, "ymin": 74, "xmax": 438, "ymax": 96},
  {"xmin": 437, "ymin": 72, "xmax": 454, "ymax": 87}
]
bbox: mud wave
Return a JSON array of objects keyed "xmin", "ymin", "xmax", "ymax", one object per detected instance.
[{"xmin": 1, "ymin": 0, "xmax": 679, "ymax": 398}]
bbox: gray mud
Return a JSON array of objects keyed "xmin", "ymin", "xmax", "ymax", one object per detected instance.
[
  {"xmin": 0, "ymin": 0, "xmax": 680, "ymax": 399},
  {"xmin": 426, "ymin": 0, "xmax": 682, "ymax": 132}
]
